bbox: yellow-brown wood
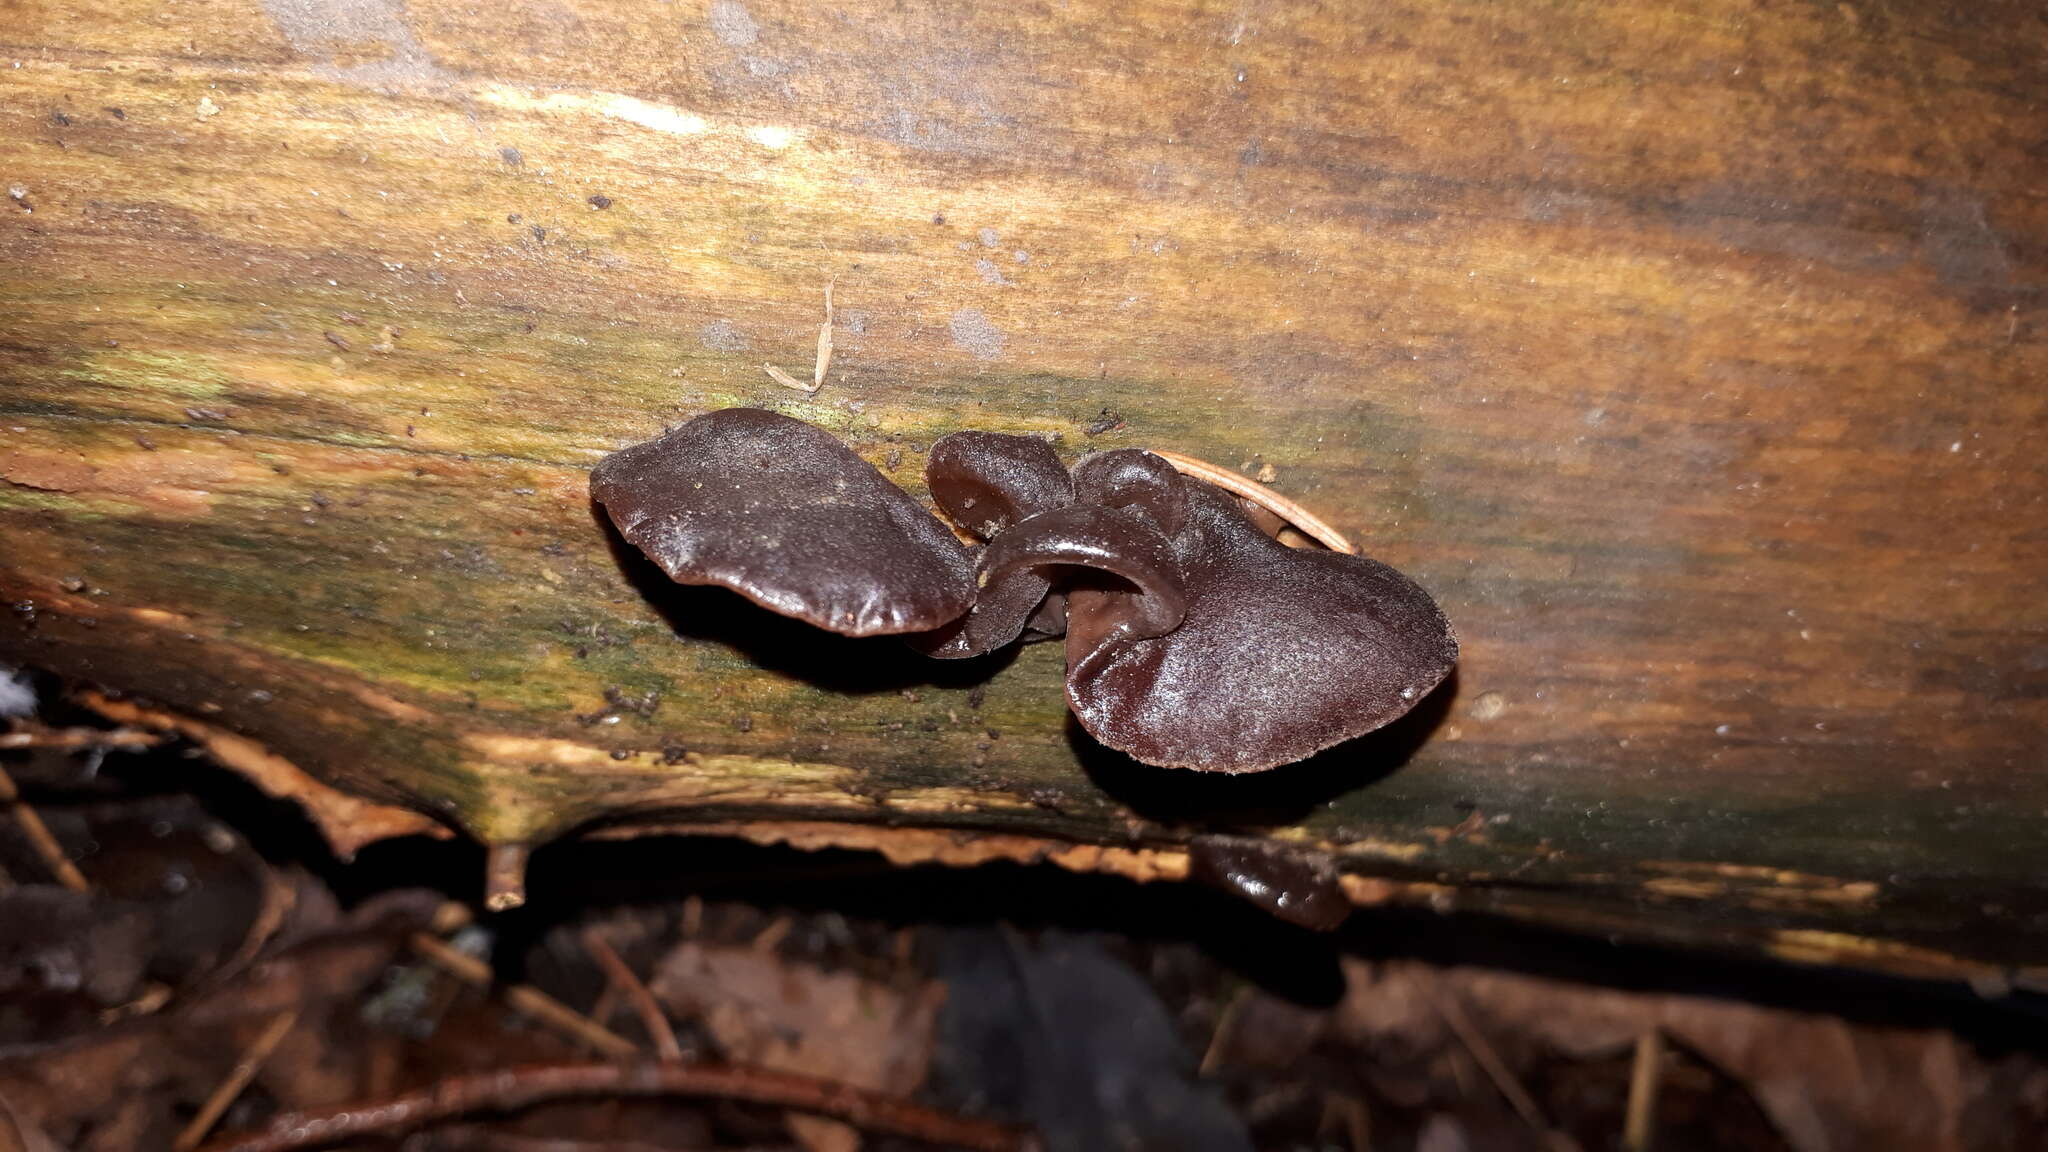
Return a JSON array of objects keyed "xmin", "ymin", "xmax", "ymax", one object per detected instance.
[{"xmin": 2, "ymin": 0, "xmax": 2043, "ymax": 978}]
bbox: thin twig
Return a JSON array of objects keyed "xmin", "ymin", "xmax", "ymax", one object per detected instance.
[
  {"xmin": 0, "ymin": 1088, "xmax": 60, "ymax": 1152},
  {"xmin": 409, "ymin": 931, "xmax": 638, "ymax": 1059},
  {"xmin": 408, "ymin": 1127, "xmax": 681, "ymax": 1152},
  {"xmin": 581, "ymin": 927, "xmax": 683, "ymax": 1061},
  {"xmin": 751, "ymin": 913, "xmax": 792, "ymax": 954},
  {"xmin": 1624, "ymin": 1028, "xmax": 1662, "ymax": 1152},
  {"xmin": 587, "ymin": 982, "xmax": 621, "ymax": 1028},
  {"xmin": 1147, "ymin": 449, "xmax": 1357, "ymax": 554},
  {"xmin": 763, "ymin": 362, "xmax": 818, "ymax": 394},
  {"xmin": 430, "ymin": 900, "xmax": 474, "ymax": 935},
  {"xmin": 1198, "ymin": 986, "xmax": 1244, "ymax": 1077},
  {"xmin": 196, "ymin": 1061, "xmax": 1032, "ymax": 1152},
  {"xmin": 219, "ymin": 864, "xmax": 298, "ymax": 978},
  {"xmin": 173, "ymin": 1008, "xmax": 300, "ymax": 1151},
  {"xmin": 99, "ymin": 979, "xmax": 173, "ymax": 1024},
  {"xmin": 1316, "ymin": 1093, "xmax": 1371, "ymax": 1152},
  {"xmin": 0, "ymin": 726, "xmax": 162, "ymax": 750},
  {"xmin": 1435, "ymin": 990, "xmax": 1575, "ymax": 1150},
  {"xmin": 0, "ymin": 764, "xmax": 88, "ymax": 891}
]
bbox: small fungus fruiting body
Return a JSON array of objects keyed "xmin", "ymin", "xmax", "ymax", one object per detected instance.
[
  {"xmin": 1185, "ymin": 836, "xmax": 1351, "ymax": 931},
  {"xmin": 588, "ymin": 409, "xmax": 973, "ymax": 635},
  {"xmin": 591, "ymin": 409, "xmax": 1458, "ymax": 773}
]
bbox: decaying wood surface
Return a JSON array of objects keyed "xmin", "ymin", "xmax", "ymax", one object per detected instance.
[{"xmin": 2, "ymin": 0, "xmax": 2044, "ymax": 979}]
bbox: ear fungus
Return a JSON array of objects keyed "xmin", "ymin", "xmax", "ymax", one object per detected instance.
[
  {"xmin": 589, "ymin": 408, "xmax": 974, "ymax": 636},
  {"xmin": 935, "ymin": 504, "xmax": 1187, "ymax": 663},
  {"xmin": 1062, "ymin": 477, "xmax": 1457, "ymax": 772},
  {"xmin": 1071, "ymin": 449, "xmax": 1187, "ymax": 537},
  {"xmin": 911, "ymin": 430, "xmax": 1092, "ymax": 659},
  {"xmin": 1186, "ymin": 836, "xmax": 1351, "ymax": 931},
  {"xmin": 593, "ymin": 409, "xmax": 1457, "ymax": 773},
  {"xmin": 925, "ymin": 431, "xmax": 1074, "ymax": 540}
]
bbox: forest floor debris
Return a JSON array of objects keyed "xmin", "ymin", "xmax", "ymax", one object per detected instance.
[{"xmin": 3, "ymin": 688, "xmax": 2046, "ymax": 1151}]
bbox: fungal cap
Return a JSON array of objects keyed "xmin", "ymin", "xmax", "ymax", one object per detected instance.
[{"xmin": 590, "ymin": 408, "xmax": 975, "ymax": 636}]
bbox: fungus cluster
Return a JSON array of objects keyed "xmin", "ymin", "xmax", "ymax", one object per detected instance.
[{"xmin": 591, "ymin": 408, "xmax": 1457, "ymax": 773}]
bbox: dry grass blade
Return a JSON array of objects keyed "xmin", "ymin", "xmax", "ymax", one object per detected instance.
[
  {"xmin": 764, "ymin": 363, "xmax": 818, "ymax": 393},
  {"xmin": 1147, "ymin": 449, "xmax": 1357, "ymax": 554},
  {"xmin": 815, "ymin": 275, "xmax": 836, "ymax": 390}
]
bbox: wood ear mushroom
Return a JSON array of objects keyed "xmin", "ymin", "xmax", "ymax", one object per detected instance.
[{"xmin": 592, "ymin": 409, "xmax": 1458, "ymax": 773}]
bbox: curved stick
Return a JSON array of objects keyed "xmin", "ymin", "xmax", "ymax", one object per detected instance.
[
  {"xmin": 198, "ymin": 1060, "xmax": 1031, "ymax": 1152},
  {"xmin": 1147, "ymin": 449, "xmax": 1357, "ymax": 554}
]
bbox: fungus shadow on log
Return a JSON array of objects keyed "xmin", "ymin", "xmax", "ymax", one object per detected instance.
[
  {"xmin": 593, "ymin": 500, "xmax": 1016, "ymax": 696},
  {"xmin": 1070, "ymin": 667, "xmax": 1460, "ymax": 828}
]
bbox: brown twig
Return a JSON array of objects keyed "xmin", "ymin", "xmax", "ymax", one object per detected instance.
[
  {"xmin": 1316, "ymin": 1093, "xmax": 1372, "ymax": 1152},
  {"xmin": 1435, "ymin": 990, "xmax": 1578, "ymax": 1152},
  {"xmin": 0, "ymin": 1089, "xmax": 53, "ymax": 1152},
  {"xmin": 580, "ymin": 927, "xmax": 683, "ymax": 1061},
  {"xmin": 587, "ymin": 981, "xmax": 621, "ymax": 1029},
  {"xmin": 220, "ymin": 864, "xmax": 298, "ymax": 978},
  {"xmin": 409, "ymin": 930, "xmax": 638, "ymax": 1059},
  {"xmin": 173, "ymin": 1008, "xmax": 300, "ymax": 1151},
  {"xmin": 99, "ymin": 979, "xmax": 173, "ymax": 1024},
  {"xmin": 751, "ymin": 913, "xmax": 793, "ymax": 953},
  {"xmin": 1147, "ymin": 449, "xmax": 1357, "ymax": 554},
  {"xmin": 196, "ymin": 1060, "xmax": 1032, "ymax": 1152},
  {"xmin": 407, "ymin": 1127, "xmax": 681, "ymax": 1152},
  {"xmin": 1624, "ymin": 1028, "xmax": 1662, "ymax": 1152},
  {"xmin": 0, "ymin": 725, "xmax": 162, "ymax": 750},
  {"xmin": 0, "ymin": 764, "xmax": 88, "ymax": 891},
  {"xmin": 1198, "ymin": 986, "xmax": 1244, "ymax": 1077}
]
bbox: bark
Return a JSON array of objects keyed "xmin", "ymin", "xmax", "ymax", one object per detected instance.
[{"xmin": 2, "ymin": 0, "xmax": 2043, "ymax": 979}]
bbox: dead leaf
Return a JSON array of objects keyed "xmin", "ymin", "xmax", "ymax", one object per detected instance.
[
  {"xmin": 1338, "ymin": 959, "xmax": 1991, "ymax": 1152},
  {"xmin": 650, "ymin": 942, "xmax": 944, "ymax": 1152}
]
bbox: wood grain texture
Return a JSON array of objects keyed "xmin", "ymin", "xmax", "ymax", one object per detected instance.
[{"xmin": 2, "ymin": 0, "xmax": 2044, "ymax": 976}]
